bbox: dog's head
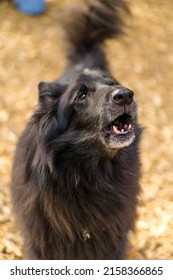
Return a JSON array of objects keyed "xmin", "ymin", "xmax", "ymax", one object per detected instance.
[{"xmin": 37, "ymin": 68, "xmax": 138, "ymax": 155}]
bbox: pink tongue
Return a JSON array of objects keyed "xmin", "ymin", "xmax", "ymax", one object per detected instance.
[
  {"xmin": 113, "ymin": 127, "xmax": 128, "ymax": 135},
  {"xmin": 112, "ymin": 124, "xmax": 130, "ymax": 135}
]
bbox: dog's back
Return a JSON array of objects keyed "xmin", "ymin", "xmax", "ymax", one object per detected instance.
[{"xmin": 12, "ymin": 0, "xmax": 141, "ymax": 260}]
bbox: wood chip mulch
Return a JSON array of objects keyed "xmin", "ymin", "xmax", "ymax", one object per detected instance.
[{"xmin": 0, "ymin": 0, "xmax": 173, "ymax": 260}]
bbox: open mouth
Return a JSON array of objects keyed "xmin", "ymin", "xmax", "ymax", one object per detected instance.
[{"xmin": 106, "ymin": 113, "xmax": 133, "ymax": 136}]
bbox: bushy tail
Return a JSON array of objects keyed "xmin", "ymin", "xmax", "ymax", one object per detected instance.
[{"xmin": 60, "ymin": 0, "xmax": 129, "ymax": 69}]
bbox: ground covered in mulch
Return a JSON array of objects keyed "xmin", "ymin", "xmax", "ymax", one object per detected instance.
[{"xmin": 0, "ymin": 0, "xmax": 173, "ymax": 260}]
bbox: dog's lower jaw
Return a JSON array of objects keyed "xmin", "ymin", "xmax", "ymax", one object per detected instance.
[
  {"xmin": 110, "ymin": 133, "xmax": 136, "ymax": 149},
  {"xmin": 100, "ymin": 133, "xmax": 136, "ymax": 158}
]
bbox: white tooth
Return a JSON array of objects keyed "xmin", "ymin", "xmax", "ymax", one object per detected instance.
[
  {"xmin": 129, "ymin": 124, "xmax": 132, "ymax": 129},
  {"xmin": 121, "ymin": 129, "xmax": 124, "ymax": 132},
  {"xmin": 112, "ymin": 125, "xmax": 117, "ymax": 132}
]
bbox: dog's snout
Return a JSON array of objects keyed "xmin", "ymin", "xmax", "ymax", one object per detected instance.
[{"xmin": 112, "ymin": 88, "xmax": 134, "ymax": 106}]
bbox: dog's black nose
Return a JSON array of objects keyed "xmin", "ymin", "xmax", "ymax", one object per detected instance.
[{"xmin": 113, "ymin": 88, "xmax": 134, "ymax": 106}]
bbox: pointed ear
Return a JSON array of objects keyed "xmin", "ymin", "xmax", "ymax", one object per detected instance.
[{"xmin": 38, "ymin": 81, "xmax": 66, "ymax": 107}]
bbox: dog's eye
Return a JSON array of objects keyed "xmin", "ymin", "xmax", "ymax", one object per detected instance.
[
  {"xmin": 76, "ymin": 92, "xmax": 87, "ymax": 100},
  {"xmin": 75, "ymin": 85, "xmax": 88, "ymax": 100}
]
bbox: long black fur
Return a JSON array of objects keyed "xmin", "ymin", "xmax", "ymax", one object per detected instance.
[{"xmin": 11, "ymin": 0, "xmax": 142, "ymax": 260}]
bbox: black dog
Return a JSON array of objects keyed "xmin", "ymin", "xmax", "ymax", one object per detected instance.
[{"xmin": 12, "ymin": 0, "xmax": 142, "ymax": 259}]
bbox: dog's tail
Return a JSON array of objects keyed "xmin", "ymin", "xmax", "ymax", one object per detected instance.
[{"xmin": 60, "ymin": 0, "xmax": 129, "ymax": 70}]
